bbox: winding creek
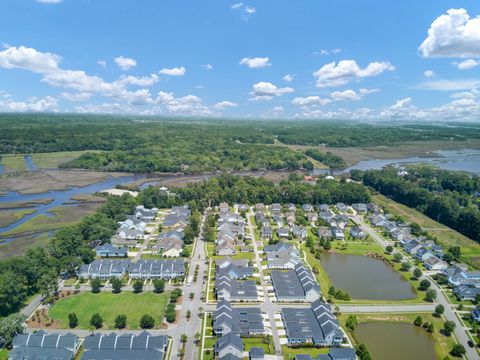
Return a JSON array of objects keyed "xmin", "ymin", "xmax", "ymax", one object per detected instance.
[
  {"xmin": 319, "ymin": 253, "xmax": 416, "ymax": 300},
  {"xmin": 356, "ymin": 322, "xmax": 437, "ymax": 360}
]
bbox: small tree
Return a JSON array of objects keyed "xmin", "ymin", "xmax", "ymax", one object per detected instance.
[
  {"xmin": 393, "ymin": 252, "xmax": 403, "ymax": 263},
  {"xmin": 111, "ymin": 278, "xmax": 122, "ymax": 294},
  {"xmin": 443, "ymin": 320, "xmax": 456, "ymax": 336},
  {"xmin": 425, "ymin": 289, "xmax": 436, "ymax": 302},
  {"xmin": 114, "ymin": 314, "xmax": 127, "ymax": 329},
  {"xmin": 91, "ymin": 278, "xmax": 101, "ymax": 293},
  {"xmin": 68, "ymin": 313, "xmax": 78, "ymax": 328},
  {"xmin": 133, "ymin": 280, "xmax": 143, "ymax": 294},
  {"xmin": 153, "ymin": 279, "xmax": 165, "ymax": 293},
  {"xmin": 413, "ymin": 268, "xmax": 422, "ymax": 280},
  {"xmin": 181, "ymin": 334, "xmax": 187, "ymax": 343},
  {"xmin": 90, "ymin": 313, "xmax": 103, "ymax": 329},
  {"xmin": 140, "ymin": 314, "xmax": 155, "ymax": 329},
  {"xmin": 434, "ymin": 304, "xmax": 445, "ymax": 317},
  {"xmin": 324, "ymin": 240, "xmax": 331, "ymax": 251},
  {"xmin": 419, "ymin": 279, "xmax": 431, "ymax": 291},
  {"xmin": 414, "ymin": 316, "xmax": 423, "ymax": 326},
  {"xmin": 328, "ymin": 286, "xmax": 336, "ymax": 296},
  {"xmin": 400, "ymin": 261, "xmax": 412, "ymax": 272},
  {"xmin": 346, "ymin": 315, "xmax": 358, "ymax": 331},
  {"xmin": 450, "ymin": 344, "xmax": 466, "ymax": 357},
  {"xmin": 385, "ymin": 245, "xmax": 393, "ymax": 254}
]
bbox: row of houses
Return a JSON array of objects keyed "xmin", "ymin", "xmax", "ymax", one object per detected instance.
[
  {"xmin": 264, "ymin": 242, "xmax": 301, "ymax": 269},
  {"xmin": 78, "ymin": 259, "xmax": 185, "ymax": 280},
  {"xmin": 271, "ymin": 263, "xmax": 321, "ymax": 303},
  {"xmin": 9, "ymin": 331, "xmax": 168, "ymax": 360},
  {"xmin": 444, "ymin": 263, "xmax": 480, "ymax": 300},
  {"xmin": 114, "ymin": 205, "xmax": 159, "ymax": 243},
  {"xmin": 216, "ymin": 208, "xmax": 249, "ymax": 256},
  {"xmin": 282, "ymin": 300, "xmax": 344, "ymax": 347}
]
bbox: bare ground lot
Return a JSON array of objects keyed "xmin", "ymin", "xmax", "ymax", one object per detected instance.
[{"xmin": 0, "ymin": 170, "xmax": 130, "ymax": 194}]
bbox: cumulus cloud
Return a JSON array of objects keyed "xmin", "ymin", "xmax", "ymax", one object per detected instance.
[
  {"xmin": 0, "ymin": 46, "xmax": 159, "ymax": 106},
  {"xmin": 213, "ymin": 101, "xmax": 238, "ymax": 110},
  {"xmin": 240, "ymin": 57, "xmax": 271, "ymax": 69},
  {"xmin": 419, "ymin": 8, "xmax": 480, "ymax": 58},
  {"xmin": 313, "ymin": 60, "xmax": 394, "ymax": 88},
  {"xmin": 424, "ymin": 70, "xmax": 435, "ymax": 77},
  {"xmin": 251, "ymin": 82, "xmax": 293, "ymax": 101},
  {"xmin": 114, "ymin": 56, "xmax": 137, "ymax": 71},
  {"xmin": 155, "ymin": 91, "xmax": 212, "ymax": 116},
  {"xmin": 97, "ymin": 60, "xmax": 106, "ymax": 68},
  {"xmin": 0, "ymin": 96, "xmax": 58, "ymax": 112},
  {"xmin": 283, "ymin": 74, "xmax": 294, "ymax": 82},
  {"xmin": 314, "ymin": 48, "xmax": 342, "ymax": 56},
  {"xmin": 202, "ymin": 64, "xmax": 213, "ymax": 70},
  {"xmin": 61, "ymin": 92, "xmax": 92, "ymax": 102},
  {"xmin": 159, "ymin": 66, "xmax": 186, "ymax": 76},
  {"xmin": 455, "ymin": 59, "xmax": 479, "ymax": 70},
  {"xmin": 292, "ymin": 96, "xmax": 331, "ymax": 107}
]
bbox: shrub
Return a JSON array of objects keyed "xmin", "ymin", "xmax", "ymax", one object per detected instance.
[
  {"xmin": 68, "ymin": 313, "xmax": 78, "ymax": 328},
  {"xmin": 140, "ymin": 314, "xmax": 155, "ymax": 329},
  {"xmin": 114, "ymin": 314, "xmax": 127, "ymax": 329},
  {"xmin": 90, "ymin": 313, "xmax": 103, "ymax": 329}
]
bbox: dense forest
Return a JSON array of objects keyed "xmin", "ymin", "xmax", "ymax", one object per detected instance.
[
  {"xmin": 305, "ymin": 149, "xmax": 347, "ymax": 169},
  {"xmin": 0, "ymin": 174, "xmax": 370, "ymax": 317},
  {"xmin": 353, "ymin": 167, "xmax": 480, "ymax": 242},
  {"xmin": 1, "ymin": 114, "xmax": 480, "ymax": 173}
]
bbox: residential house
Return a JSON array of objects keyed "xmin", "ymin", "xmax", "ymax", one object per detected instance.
[
  {"xmin": 79, "ymin": 259, "xmax": 131, "ymax": 280},
  {"xmin": 95, "ymin": 244, "xmax": 128, "ymax": 258},
  {"xmin": 277, "ymin": 227, "xmax": 290, "ymax": 239},
  {"xmin": 213, "ymin": 300, "xmax": 264, "ymax": 337},
  {"xmin": 349, "ymin": 227, "xmax": 365, "ymax": 240},
  {"xmin": 367, "ymin": 203, "xmax": 381, "ymax": 213},
  {"xmin": 336, "ymin": 203, "xmax": 348, "ymax": 213},
  {"xmin": 370, "ymin": 214, "xmax": 387, "ymax": 227},
  {"xmin": 287, "ymin": 203, "xmax": 297, "ymax": 212},
  {"xmin": 219, "ymin": 202, "xmax": 230, "ymax": 213},
  {"xmin": 415, "ymin": 247, "xmax": 434, "ymax": 262},
  {"xmin": 352, "ymin": 203, "xmax": 367, "ymax": 213},
  {"xmin": 271, "ymin": 263, "xmax": 320, "ymax": 302},
  {"xmin": 471, "ymin": 306, "xmax": 480, "ymax": 323},
  {"xmin": 317, "ymin": 227, "xmax": 333, "ymax": 239},
  {"xmin": 237, "ymin": 204, "xmax": 250, "ymax": 213},
  {"xmin": 260, "ymin": 226, "xmax": 273, "ymax": 239},
  {"xmin": 128, "ymin": 259, "xmax": 185, "ymax": 280},
  {"xmin": 266, "ymin": 250, "xmax": 301, "ymax": 270},
  {"xmin": 255, "ymin": 203, "xmax": 265, "ymax": 213},
  {"xmin": 155, "ymin": 237, "xmax": 183, "ymax": 257},
  {"xmin": 215, "ymin": 333, "xmax": 243, "ymax": 359},
  {"xmin": 424, "ymin": 256, "xmax": 448, "ymax": 271},
  {"xmin": 319, "ymin": 204, "xmax": 330, "ymax": 212},
  {"xmin": 292, "ymin": 226, "xmax": 308, "ymax": 240},
  {"xmin": 249, "ymin": 347, "xmax": 265, "ymax": 360},
  {"xmin": 454, "ymin": 285, "xmax": 480, "ymax": 301},
  {"xmin": 217, "ymin": 263, "xmax": 254, "ymax": 280},
  {"xmin": 215, "ymin": 275, "xmax": 259, "ymax": 302},
  {"xmin": 81, "ymin": 332, "xmax": 167, "ymax": 360},
  {"xmin": 403, "ymin": 240, "xmax": 422, "ymax": 255},
  {"xmin": 307, "ymin": 212, "xmax": 318, "ymax": 223},
  {"xmin": 10, "ymin": 331, "xmax": 80, "ymax": 360},
  {"xmin": 302, "ymin": 204, "xmax": 314, "ymax": 212},
  {"xmin": 133, "ymin": 205, "xmax": 158, "ymax": 221},
  {"xmin": 331, "ymin": 226, "xmax": 344, "ymax": 240},
  {"xmin": 271, "ymin": 203, "xmax": 282, "ymax": 215}
]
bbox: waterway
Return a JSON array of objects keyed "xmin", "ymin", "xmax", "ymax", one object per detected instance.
[
  {"xmin": 355, "ymin": 322, "xmax": 437, "ymax": 360},
  {"xmin": 313, "ymin": 149, "xmax": 480, "ymax": 175},
  {"xmin": 319, "ymin": 252, "xmax": 416, "ymax": 300}
]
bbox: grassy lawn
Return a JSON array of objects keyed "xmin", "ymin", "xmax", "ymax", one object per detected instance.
[
  {"xmin": 339, "ymin": 313, "xmax": 457, "ymax": 360},
  {"xmin": 373, "ymin": 193, "xmax": 480, "ymax": 268},
  {"xmin": 0, "ymin": 348, "xmax": 8, "ymax": 360},
  {"xmin": 232, "ymin": 252, "xmax": 255, "ymax": 260},
  {"xmin": 49, "ymin": 291, "xmax": 170, "ymax": 329},
  {"xmin": 331, "ymin": 241, "xmax": 384, "ymax": 256},
  {"xmin": 243, "ymin": 337, "xmax": 274, "ymax": 355},
  {"xmin": 281, "ymin": 345, "xmax": 329, "ymax": 359}
]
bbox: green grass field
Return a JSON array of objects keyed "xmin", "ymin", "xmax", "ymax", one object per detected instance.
[
  {"xmin": 49, "ymin": 291, "xmax": 170, "ymax": 329},
  {"xmin": 0, "ymin": 154, "xmax": 26, "ymax": 171},
  {"xmin": 30, "ymin": 151, "xmax": 102, "ymax": 168},
  {"xmin": 373, "ymin": 194, "xmax": 480, "ymax": 268}
]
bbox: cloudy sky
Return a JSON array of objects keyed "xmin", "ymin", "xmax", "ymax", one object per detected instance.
[{"xmin": 1, "ymin": 0, "xmax": 480, "ymax": 120}]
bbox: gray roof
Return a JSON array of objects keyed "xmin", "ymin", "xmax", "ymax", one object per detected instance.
[
  {"xmin": 79, "ymin": 259, "xmax": 131, "ymax": 278},
  {"xmin": 95, "ymin": 244, "xmax": 128, "ymax": 257},
  {"xmin": 128, "ymin": 259, "xmax": 185, "ymax": 278},
  {"xmin": 82, "ymin": 332, "xmax": 167, "ymax": 360},
  {"xmin": 215, "ymin": 333, "xmax": 243, "ymax": 353},
  {"xmin": 217, "ymin": 263, "xmax": 254, "ymax": 280},
  {"xmin": 10, "ymin": 331, "xmax": 79, "ymax": 360},
  {"xmin": 249, "ymin": 347, "xmax": 265, "ymax": 358},
  {"xmin": 264, "ymin": 241, "xmax": 293, "ymax": 253}
]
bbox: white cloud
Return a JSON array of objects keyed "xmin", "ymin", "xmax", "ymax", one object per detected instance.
[
  {"xmin": 155, "ymin": 91, "xmax": 212, "ymax": 116},
  {"xmin": 283, "ymin": 74, "xmax": 294, "ymax": 82},
  {"xmin": 417, "ymin": 78, "xmax": 480, "ymax": 91},
  {"xmin": 292, "ymin": 96, "xmax": 331, "ymax": 107},
  {"xmin": 36, "ymin": 0, "xmax": 63, "ymax": 3},
  {"xmin": 262, "ymin": 106, "xmax": 285, "ymax": 118},
  {"xmin": 0, "ymin": 96, "xmax": 58, "ymax": 112},
  {"xmin": 0, "ymin": 45, "xmax": 61, "ymax": 73},
  {"xmin": 419, "ymin": 8, "xmax": 480, "ymax": 58},
  {"xmin": 455, "ymin": 59, "xmax": 479, "ymax": 70},
  {"xmin": 424, "ymin": 70, "xmax": 435, "ymax": 77},
  {"xmin": 231, "ymin": 3, "xmax": 256, "ymax": 21},
  {"xmin": 114, "ymin": 56, "xmax": 137, "ymax": 71},
  {"xmin": 330, "ymin": 89, "xmax": 361, "ymax": 101},
  {"xmin": 116, "ymin": 74, "xmax": 159, "ymax": 87},
  {"xmin": 202, "ymin": 64, "xmax": 213, "ymax": 70},
  {"xmin": 159, "ymin": 66, "xmax": 186, "ymax": 76},
  {"xmin": 240, "ymin": 57, "xmax": 271, "ymax": 69},
  {"xmin": 313, "ymin": 60, "xmax": 394, "ymax": 88},
  {"xmin": 97, "ymin": 60, "xmax": 106, "ymax": 68},
  {"xmin": 315, "ymin": 48, "xmax": 342, "ymax": 56},
  {"xmin": 251, "ymin": 82, "xmax": 293, "ymax": 101},
  {"xmin": 61, "ymin": 92, "xmax": 92, "ymax": 102},
  {"xmin": 213, "ymin": 101, "xmax": 238, "ymax": 110}
]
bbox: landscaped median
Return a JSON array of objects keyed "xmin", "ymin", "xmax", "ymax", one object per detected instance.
[{"xmin": 47, "ymin": 291, "xmax": 171, "ymax": 329}]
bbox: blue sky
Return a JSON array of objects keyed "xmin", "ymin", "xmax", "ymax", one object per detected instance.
[{"xmin": 1, "ymin": 0, "xmax": 480, "ymax": 120}]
